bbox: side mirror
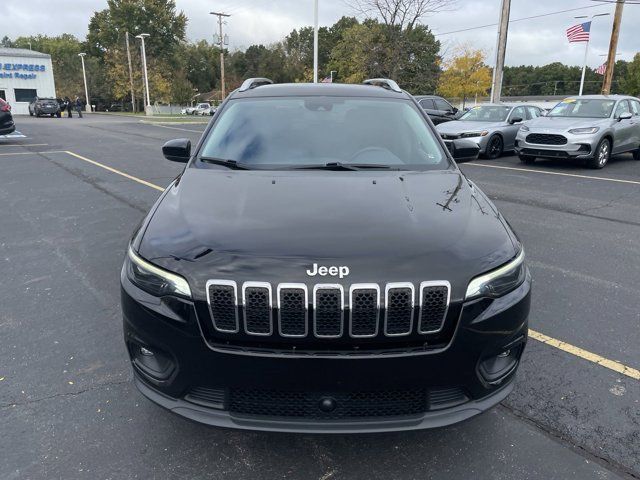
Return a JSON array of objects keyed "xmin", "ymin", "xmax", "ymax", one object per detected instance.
[
  {"xmin": 449, "ymin": 139, "xmax": 480, "ymax": 162},
  {"xmin": 451, "ymin": 107, "xmax": 459, "ymax": 114},
  {"xmin": 509, "ymin": 117, "xmax": 523, "ymax": 125},
  {"xmin": 162, "ymin": 138, "xmax": 191, "ymax": 163},
  {"xmin": 618, "ymin": 112, "xmax": 632, "ymax": 121}
]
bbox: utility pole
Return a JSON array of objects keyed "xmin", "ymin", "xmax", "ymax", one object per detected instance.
[
  {"xmin": 313, "ymin": 0, "xmax": 319, "ymax": 83},
  {"xmin": 602, "ymin": 0, "xmax": 625, "ymax": 95},
  {"xmin": 125, "ymin": 32, "xmax": 136, "ymax": 113},
  {"xmin": 490, "ymin": 0, "xmax": 511, "ymax": 103},
  {"xmin": 210, "ymin": 11, "xmax": 230, "ymax": 100}
]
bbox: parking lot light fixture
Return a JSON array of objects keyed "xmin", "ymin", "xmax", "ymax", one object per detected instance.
[
  {"xmin": 135, "ymin": 33, "xmax": 152, "ymax": 115},
  {"xmin": 78, "ymin": 53, "xmax": 91, "ymax": 113}
]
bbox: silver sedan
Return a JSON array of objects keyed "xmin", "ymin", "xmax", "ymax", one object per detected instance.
[
  {"xmin": 435, "ymin": 104, "xmax": 544, "ymax": 159},
  {"xmin": 515, "ymin": 95, "xmax": 640, "ymax": 169}
]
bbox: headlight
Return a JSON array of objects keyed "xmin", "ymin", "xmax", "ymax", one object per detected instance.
[
  {"xmin": 125, "ymin": 246, "xmax": 191, "ymax": 298},
  {"xmin": 465, "ymin": 249, "xmax": 526, "ymax": 300},
  {"xmin": 519, "ymin": 125, "xmax": 530, "ymax": 132},
  {"xmin": 460, "ymin": 131, "xmax": 488, "ymax": 138},
  {"xmin": 568, "ymin": 127, "xmax": 599, "ymax": 134}
]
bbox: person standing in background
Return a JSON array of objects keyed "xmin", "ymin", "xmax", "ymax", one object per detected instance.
[
  {"xmin": 64, "ymin": 96, "xmax": 73, "ymax": 118},
  {"xmin": 75, "ymin": 96, "xmax": 83, "ymax": 118}
]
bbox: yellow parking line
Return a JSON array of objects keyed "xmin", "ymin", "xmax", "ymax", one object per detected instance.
[
  {"xmin": 465, "ymin": 162, "xmax": 640, "ymax": 186},
  {"xmin": 59, "ymin": 150, "xmax": 639, "ymax": 381},
  {"xmin": 64, "ymin": 151, "xmax": 164, "ymax": 192},
  {"xmin": 529, "ymin": 329, "xmax": 640, "ymax": 380},
  {"xmin": 0, "ymin": 150, "xmax": 65, "ymax": 156}
]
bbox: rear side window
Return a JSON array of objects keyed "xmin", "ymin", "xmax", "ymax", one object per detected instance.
[
  {"xmin": 419, "ymin": 98, "xmax": 435, "ymax": 110},
  {"xmin": 630, "ymin": 100, "xmax": 640, "ymax": 116},
  {"xmin": 434, "ymin": 98, "xmax": 452, "ymax": 111},
  {"xmin": 526, "ymin": 106, "xmax": 541, "ymax": 119},
  {"xmin": 199, "ymin": 97, "xmax": 449, "ymax": 170}
]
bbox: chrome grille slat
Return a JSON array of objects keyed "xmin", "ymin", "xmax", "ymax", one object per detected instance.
[
  {"xmin": 384, "ymin": 283, "xmax": 414, "ymax": 337},
  {"xmin": 242, "ymin": 282, "xmax": 273, "ymax": 336},
  {"xmin": 206, "ymin": 280, "xmax": 239, "ymax": 333},
  {"xmin": 349, "ymin": 283, "xmax": 380, "ymax": 338},
  {"xmin": 418, "ymin": 281, "xmax": 450, "ymax": 334},
  {"xmin": 206, "ymin": 281, "xmax": 449, "ymax": 340},
  {"xmin": 313, "ymin": 284, "xmax": 344, "ymax": 338},
  {"xmin": 277, "ymin": 283, "xmax": 308, "ymax": 337}
]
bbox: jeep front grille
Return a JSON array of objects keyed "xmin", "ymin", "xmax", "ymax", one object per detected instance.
[{"xmin": 204, "ymin": 280, "xmax": 451, "ymax": 345}]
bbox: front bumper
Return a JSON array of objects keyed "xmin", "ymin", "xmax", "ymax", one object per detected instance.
[
  {"xmin": 515, "ymin": 130, "xmax": 600, "ymax": 159},
  {"xmin": 440, "ymin": 134, "xmax": 490, "ymax": 154},
  {"xmin": 121, "ymin": 271, "xmax": 531, "ymax": 433}
]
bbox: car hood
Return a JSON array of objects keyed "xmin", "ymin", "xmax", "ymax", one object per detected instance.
[
  {"xmin": 436, "ymin": 120, "xmax": 504, "ymax": 134},
  {"xmin": 526, "ymin": 116, "xmax": 612, "ymax": 131},
  {"xmin": 138, "ymin": 168, "xmax": 518, "ymax": 299}
]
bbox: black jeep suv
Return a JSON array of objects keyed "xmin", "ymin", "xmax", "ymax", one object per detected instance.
[{"xmin": 121, "ymin": 78, "xmax": 531, "ymax": 433}]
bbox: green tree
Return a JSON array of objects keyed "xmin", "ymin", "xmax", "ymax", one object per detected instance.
[
  {"xmin": 620, "ymin": 54, "xmax": 640, "ymax": 96},
  {"xmin": 437, "ymin": 46, "xmax": 491, "ymax": 107}
]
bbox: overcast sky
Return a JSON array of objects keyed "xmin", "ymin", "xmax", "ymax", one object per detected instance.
[{"xmin": 5, "ymin": 0, "xmax": 640, "ymax": 68}]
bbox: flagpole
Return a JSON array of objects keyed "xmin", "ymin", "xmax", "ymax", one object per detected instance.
[
  {"xmin": 578, "ymin": 38, "xmax": 590, "ymax": 96},
  {"xmin": 313, "ymin": 0, "xmax": 319, "ymax": 83}
]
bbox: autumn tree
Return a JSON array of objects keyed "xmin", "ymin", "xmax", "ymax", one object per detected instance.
[{"xmin": 437, "ymin": 46, "xmax": 491, "ymax": 107}]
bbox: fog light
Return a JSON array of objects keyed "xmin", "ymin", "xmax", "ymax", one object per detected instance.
[
  {"xmin": 128, "ymin": 342, "xmax": 175, "ymax": 381},
  {"xmin": 479, "ymin": 346, "xmax": 521, "ymax": 385}
]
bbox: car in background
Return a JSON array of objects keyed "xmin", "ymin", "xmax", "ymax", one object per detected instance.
[
  {"xmin": 193, "ymin": 103, "xmax": 211, "ymax": 115},
  {"xmin": 28, "ymin": 97, "xmax": 62, "ymax": 118},
  {"xmin": 0, "ymin": 98, "xmax": 15, "ymax": 135},
  {"xmin": 436, "ymin": 104, "xmax": 544, "ymax": 159},
  {"xmin": 515, "ymin": 95, "xmax": 640, "ymax": 169},
  {"xmin": 414, "ymin": 95, "xmax": 460, "ymax": 125}
]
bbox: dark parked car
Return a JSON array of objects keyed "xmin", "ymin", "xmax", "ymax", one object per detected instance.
[
  {"xmin": 28, "ymin": 97, "xmax": 61, "ymax": 117},
  {"xmin": 414, "ymin": 95, "xmax": 460, "ymax": 124},
  {"xmin": 121, "ymin": 78, "xmax": 531, "ymax": 433},
  {"xmin": 0, "ymin": 98, "xmax": 15, "ymax": 135}
]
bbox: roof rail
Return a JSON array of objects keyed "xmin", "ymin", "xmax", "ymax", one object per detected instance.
[
  {"xmin": 362, "ymin": 78, "xmax": 402, "ymax": 93},
  {"xmin": 238, "ymin": 77, "xmax": 274, "ymax": 92}
]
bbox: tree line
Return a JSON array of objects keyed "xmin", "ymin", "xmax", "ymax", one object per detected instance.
[{"xmin": 1, "ymin": 0, "xmax": 638, "ymax": 110}]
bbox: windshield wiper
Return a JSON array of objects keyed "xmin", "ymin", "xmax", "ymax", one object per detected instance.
[
  {"xmin": 200, "ymin": 157, "xmax": 252, "ymax": 170},
  {"xmin": 294, "ymin": 162, "xmax": 393, "ymax": 171}
]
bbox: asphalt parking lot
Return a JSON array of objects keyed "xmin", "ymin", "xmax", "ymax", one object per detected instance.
[{"xmin": 1, "ymin": 114, "xmax": 638, "ymax": 480}]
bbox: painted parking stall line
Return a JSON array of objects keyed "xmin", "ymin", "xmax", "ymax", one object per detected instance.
[
  {"xmin": 465, "ymin": 162, "xmax": 640, "ymax": 186},
  {"xmin": 56, "ymin": 150, "xmax": 640, "ymax": 382}
]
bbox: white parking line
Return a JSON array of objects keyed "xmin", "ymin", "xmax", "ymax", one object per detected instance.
[
  {"xmin": 142, "ymin": 123, "xmax": 206, "ymax": 133},
  {"xmin": 0, "ymin": 150, "xmax": 64, "ymax": 156},
  {"xmin": 465, "ymin": 162, "xmax": 640, "ymax": 186},
  {"xmin": 0, "ymin": 143, "xmax": 48, "ymax": 148}
]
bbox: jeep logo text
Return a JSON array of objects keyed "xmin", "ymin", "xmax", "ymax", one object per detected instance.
[{"xmin": 306, "ymin": 263, "xmax": 350, "ymax": 279}]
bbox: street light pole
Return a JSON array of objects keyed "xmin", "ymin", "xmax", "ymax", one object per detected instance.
[
  {"xmin": 490, "ymin": 0, "xmax": 511, "ymax": 103},
  {"xmin": 313, "ymin": 0, "xmax": 319, "ymax": 83},
  {"xmin": 330, "ymin": 70, "xmax": 337, "ymax": 83},
  {"xmin": 78, "ymin": 53, "xmax": 91, "ymax": 113},
  {"xmin": 136, "ymin": 34, "xmax": 151, "ymax": 115}
]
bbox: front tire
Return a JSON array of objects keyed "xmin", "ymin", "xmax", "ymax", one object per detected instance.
[
  {"xmin": 29, "ymin": 109, "xmax": 34, "ymax": 117},
  {"xmin": 588, "ymin": 138, "xmax": 611, "ymax": 169},
  {"xmin": 633, "ymin": 145, "xmax": 640, "ymax": 160},
  {"xmin": 484, "ymin": 135, "xmax": 503, "ymax": 160},
  {"xmin": 518, "ymin": 154, "xmax": 536, "ymax": 164}
]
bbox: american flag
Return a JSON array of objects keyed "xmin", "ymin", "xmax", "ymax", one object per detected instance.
[
  {"xmin": 566, "ymin": 21, "xmax": 591, "ymax": 43},
  {"xmin": 595, "ymin": 62, "xmax": 607, "ymax": 75}
]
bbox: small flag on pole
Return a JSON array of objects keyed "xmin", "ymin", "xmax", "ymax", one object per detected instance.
[
  {"xmin": 595, "ymin": 62, "xmax": 607, "ymax": 75},
  {"xmin": 321, "ymin": 76, "xmax": 333, "ymax": 83},
  {"xmin": 566, "ymin": 21, "xmax": 591, "ymax": 43}
]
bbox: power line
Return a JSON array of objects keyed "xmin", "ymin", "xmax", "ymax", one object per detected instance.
[{"xmin": 433, "ymin": 4, "xmax": 607, "ymax": 37}]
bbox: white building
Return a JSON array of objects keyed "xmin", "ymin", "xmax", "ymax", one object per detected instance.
[{"xmin": 0, "ymin": 47, "xmax": 56, "ymax": 115}]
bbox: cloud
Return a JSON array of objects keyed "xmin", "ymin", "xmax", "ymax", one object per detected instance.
[{"xmin": 4, "ymin": 0, "xmax": 639, "ymax": 66}]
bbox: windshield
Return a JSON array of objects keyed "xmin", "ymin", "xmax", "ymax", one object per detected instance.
[
  {"xmin": 548, "ymin": 99, "xmax": 615, "ymax": 118},
  {"xmin": 459, "ymin": 105, "xmax": 510, "ymax": 122},
  {"xmin": 197, "ymin": 97, "xmax": 448, "ymax": 170}
]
